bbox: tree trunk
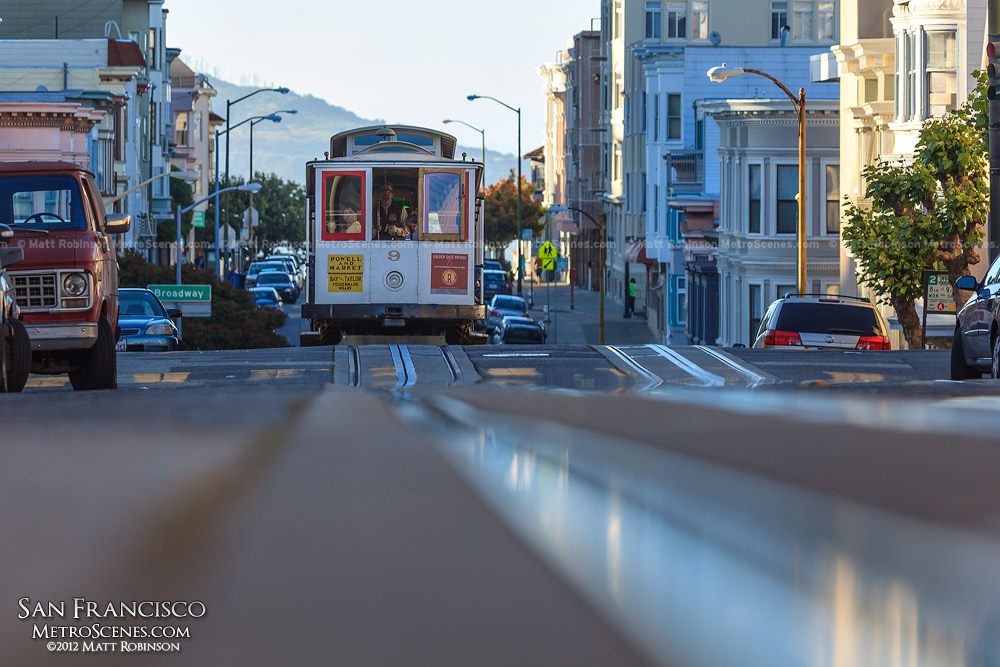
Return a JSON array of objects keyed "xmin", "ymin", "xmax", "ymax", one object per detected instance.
[{"xmin": 891, "ymin": 294, "xmax": 923, "ymax": 349}]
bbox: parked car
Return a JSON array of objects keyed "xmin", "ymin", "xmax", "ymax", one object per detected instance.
[
  {"xmin": 752, "ymin": 294, "xmax": 891, "ymax": 350},
  {"xmin": 494, "ymin": 316, "xmax": 546, "ymax": 344},
  {"xmin": 2, "ymin": 161, "xmax": 129, "ymax": 390},
  {"xmin": 117, "ymin": 288, "xmax": 181, "ymax": 352},
  {"xmin": 483, "ymin": 269, "xmax": 511, "ymax": 300},
  {"xmin": 248, "ymin": 286, "xmax": 284, "ymax": 309},
  {"xmin": 952, "ymin": 268, "xmax": 1000, "ymax": 378},
  {"xmin": 0, "ymin": 223, "xmax": 30, "ymax": 392},
  {"xmin": 246, "ymin": 261, "xmax": 287, "ymax": 288},
  {"xmin": 264, "ymin": 257, "xmax": 301, "ymax": 288},
  {"xmin": 255, "ymin": 271, "xmax": 299, "ymax": 304},
  {"xmin": 484, "ymin": 260, "xmax": 505, "ymax": 273},
  {"xmin": 486, "ymin": 294, "xmax": 529, "ymax": 333}
]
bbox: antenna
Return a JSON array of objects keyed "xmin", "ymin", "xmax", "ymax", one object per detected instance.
[{"xmin": 104, "ymin": 20, "xmax": 122, "ymax": 40}]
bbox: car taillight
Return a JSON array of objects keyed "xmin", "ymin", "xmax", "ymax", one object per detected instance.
[
  {"xmin": 856, "ymin": 336, "xmax": 890, "ymax": 350},
  {"xmin": 764, "ymin": 330, "xmax": 803, "ymax": 346},
  {"xmin": 490, "ymin": 310, "xmax": 500, "ymax": 318}
]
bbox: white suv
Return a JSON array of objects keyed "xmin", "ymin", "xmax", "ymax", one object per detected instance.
[{"xmin": 752, "ymin": 294, "xmax": 891, "ymax": 350}]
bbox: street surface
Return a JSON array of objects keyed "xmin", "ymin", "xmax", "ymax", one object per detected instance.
[{"xmin": 4, "ymin": 283, "xmax": 1000, "ymax": 666}]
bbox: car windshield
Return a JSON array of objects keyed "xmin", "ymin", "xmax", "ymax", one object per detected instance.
[
  {"xmin": 493, "ymin": 297, "xmax": 527, "ymax": 312},
  {"xmin": 257, "ymin": 273, "xmax": 290, "ymax": 285},
  {"xmin": 119, "ymin": 291, "xmax": 167, "ymax": 318},
  {"xmin": 250, "ymin": 262, "xmax": 284, "ymax": 275},
  {"xmin": 775, "ymin": 302, "xmax": 882, "ymax": 336},
  {"xmin": 0, "ymin": 174, "xmax": 87, "ymax": 231},
  {"xmin": 254, "ymin": 293, "xmax": 279, "ymax": 302}
]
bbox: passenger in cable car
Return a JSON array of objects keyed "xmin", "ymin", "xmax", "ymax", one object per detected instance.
[
  {"xmin": 373, "ymin": 183, "xmax": 408, "ymax": 240},
  {"xmin": 341, "ymin": 205, "xmax": 362, "ymax": 234}
]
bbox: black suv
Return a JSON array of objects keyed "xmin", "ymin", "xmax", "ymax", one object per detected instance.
[
  {"xmin": 0, "ymin": 224, "xmax": 30, "ymax": 392},
  {"xmin": 953, "ymin": 263, "xmax": 1000, "ymax": 379}
]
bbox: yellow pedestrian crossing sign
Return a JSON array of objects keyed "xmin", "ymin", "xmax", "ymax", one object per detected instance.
[{"xmin": 538, "ymin": 241, "xmax": 557, "ymax": 271}]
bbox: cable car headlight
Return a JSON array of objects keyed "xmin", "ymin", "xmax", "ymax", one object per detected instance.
[{"xmin": 62, "ymin": 273, "xmax": 87, "ymax": 297}]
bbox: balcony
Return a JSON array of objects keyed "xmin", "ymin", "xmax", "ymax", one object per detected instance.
[{"xmin": 664, "ymin": 151, "xmax": 704, "ymax": 196}]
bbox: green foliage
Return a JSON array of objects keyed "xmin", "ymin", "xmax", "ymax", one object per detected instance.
[
  {"xmin": 117, "ymin": 251, "xmax": 288, "ymax": 350},
  {"xmin": 843, "ymin": 70, "xmax": 989, "ymax": 348},
  {"xmin": 201, "ymin": 172, "xmax": 305, "ymax": 249},
  {"xmin": 483, "ymin": 169, "xmax": 547, "ymax": 246}
]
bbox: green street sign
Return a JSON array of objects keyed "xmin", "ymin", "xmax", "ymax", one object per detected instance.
[
  {"xmin": 147, "ymin": 284, "xmax": 212, "ymax": 302},
  {"xmin": 192, "ymin": 211, "xmax": 205, "ymax": 228}
]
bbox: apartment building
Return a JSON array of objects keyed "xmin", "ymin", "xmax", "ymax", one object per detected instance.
[
  {"xmin": 0, "ymin": 1, "xmax": 176, "ymax": 259},
  {"xmin": 817, "ymin": 0, "xmax": 985, "ymax": 347},
  {"xmin": 561, "ymin": 31, "xmax": 604, "ymax": 291},
  {"xmin": 606, "ymin": 0, "xmax": 840, "ymax": 343}
]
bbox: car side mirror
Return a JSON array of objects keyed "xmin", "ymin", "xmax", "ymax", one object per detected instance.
[
  {"xmin": 0, "ymin": 246, "xmax": 23, "ymax": 268},
  {"xmin": 0, "ymin": 223, "xmax": 12, "ymax": 244},
  {"xmin": 166, "ymin": 308, "xmax": 183, "ymax": 318},
  {"xmin": 956, "ymin": 275, "xmax": 978, "ymax": 292},
  {"xmin": 105, "ymin": 213, "xmax": 131, "ymax": 235}
]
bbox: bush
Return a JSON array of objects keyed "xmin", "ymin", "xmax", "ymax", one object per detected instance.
[{"xmin": 117, "ymin": 251, "xmax": 288, "ymax": 350}]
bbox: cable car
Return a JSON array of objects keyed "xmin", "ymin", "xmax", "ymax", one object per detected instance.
[{"xmin": 301, "ymin": 125, "xmax": 487, "ymax": 345}]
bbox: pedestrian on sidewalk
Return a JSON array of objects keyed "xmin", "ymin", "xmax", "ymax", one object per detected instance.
[{"xmin": 626, "ymin": 278, "xmax": 637, "ymax": 318}]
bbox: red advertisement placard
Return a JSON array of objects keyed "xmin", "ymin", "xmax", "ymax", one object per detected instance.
[{"xmin": 430, "ymin": 253, "xmax": 468, "ymax": 295}]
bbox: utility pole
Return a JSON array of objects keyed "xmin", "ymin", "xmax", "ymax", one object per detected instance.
[{"xmin": 989, "ymin": 0, "xmax": 1000, "ymax": 263}]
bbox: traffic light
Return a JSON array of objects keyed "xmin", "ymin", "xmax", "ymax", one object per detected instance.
[{"xmin": 987, "ymin": 40, "xmax": 1000, "ymax": 99}]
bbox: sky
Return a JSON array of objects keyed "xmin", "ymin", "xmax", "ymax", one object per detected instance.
[{"xmin": 165, "ymin": 0, "xmax": 602, "ymax": 158}]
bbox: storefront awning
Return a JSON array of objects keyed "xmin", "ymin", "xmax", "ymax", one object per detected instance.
[{"xmin": 623, "ymin": 239, "xmax": 655, "ymax": 264}]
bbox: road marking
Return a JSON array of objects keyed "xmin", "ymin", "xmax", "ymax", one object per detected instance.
[
  {"xmin": 250, "ymin": 369, "xmax": 304, "ymax": 380},
  {"xmin": 24, "ymin": 377, "xmax": 69, "ymax": 388},
  {"xmin": 604, "ymin": 346, "xmax": 663, "ymax": 391},
  {"xmin": 694, "ymin": 346, "xmax": 769, "ymax": 388},
  {"xmin": 130, "ymin": 372, "xmax": 190, "ymax": 384},
  {"xmin": 482, "ymin": 353, "xmax": 550, "ymax": 358},
  {"xmin": 646, "ymin": 344, "xmax": 725, "ymax": 387}
]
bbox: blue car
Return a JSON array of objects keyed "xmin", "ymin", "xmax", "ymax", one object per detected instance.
[{"xmin": 117, "ymin": 288, "xmax": 181, "ymax": 352}]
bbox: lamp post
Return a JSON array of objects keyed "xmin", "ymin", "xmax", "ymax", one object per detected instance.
[
  {"xmin": 708, "ymin": 64, "xmax": 807, "ymax": 294},
  {"xmin": 224, "ymin": 87, "xmax": 289, "ymax": 265},
  {"xmin": 442, "ymin": 118, "xmax": 485, "ymax": 187},
  {"xmin": 559, "ymin": 205, "xmax": 605, "ymax": 344},
  {"xmin": 546, "ymin": 204, "xmax": 567, "ymax": 344},
  {"xmin": 177, "ymin": 182, "xmax": 262, "ymax": 284},
  {"xmin": 468, "ymin": 93, "xmax": 522, "ymax": 295},
  {"xmin": 104, "ymin": 170, "xmax": 198, "ymax": 208},
  {"xmin": 248, "ymin": 110, "xmax": 295, "ymax": 262},
  {"xmin": 213, "ymin": 114, "xmax": 281, "ymax": 276}
]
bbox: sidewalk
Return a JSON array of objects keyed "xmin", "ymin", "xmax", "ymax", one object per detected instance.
[{"xmin": 519, "ymin": 275, "xmax": 656, "ymax": 346}]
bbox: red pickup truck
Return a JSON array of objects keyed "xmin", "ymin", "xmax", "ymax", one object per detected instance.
[{"xmin": 0, "ymin": 162, "xmax": 130, "ymax": 390}]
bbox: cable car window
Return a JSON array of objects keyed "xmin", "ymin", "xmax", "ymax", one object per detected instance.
[
  {"xmin": 396, "ymin": 133, "xmax": 435, "ymax": 147},
  {"xmin": 422, "ymin": 171, "xmax": 464, "ymax": 240},
  {"xmin": 321, "ymin": 171, "xmax": 366, "ymax": 240}
]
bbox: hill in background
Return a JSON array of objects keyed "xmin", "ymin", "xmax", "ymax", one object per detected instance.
[{"xmin": 210, "ymin": 79, "xmax": 523, "ymax": 188}]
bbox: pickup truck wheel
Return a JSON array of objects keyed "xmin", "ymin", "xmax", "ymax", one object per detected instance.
[
  {"xmin": 6, "ymin": 318, "xmax": 30, "ymax": 392},
  {"xmin": 0, "ymin": 321, "xmax": 8, "ymax": 392},
  {"xmin": 69, "ymin": 316, "xmax": 117, "ymax": 391}
]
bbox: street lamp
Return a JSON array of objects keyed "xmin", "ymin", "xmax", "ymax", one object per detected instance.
[
  {"xmin": 250, "ymin": 110, "xmax": 296, "ymax": 181},
  {"xmin": 442, "ymin": 118, "xmax": 485, "ymax": 187},
  {"xmin": 247, "ymin": 110, "xmax": 295, "ymax": 261},
  {"xmin": 468, "ymin": 93, "xmax": 523, "ymax": 296},
  {"xmin": 103, "ymin": 170, "xmax": 198, "ymax": 208},
  {"xmin": 213, "ymin": 114, "xmax": 281, "ymax": 276},
  {"xmin": 177, "ymin": 182, "xmax": 261, "ymax": 284},
  {"xmin": 224, "ymin": 87, "xmax": 289, "ymax": 267},
  {"xmin": 708, "ymin": 64, "xmax": 808, "ymax": 294}
]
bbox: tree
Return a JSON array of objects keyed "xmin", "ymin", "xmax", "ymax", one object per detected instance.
[
  {"xmin": 483, "ymin": 169, "xmax": 547, "ymax": 249},
  {"xmin": 843, "ymin": 71, "xmax": 988, "ymax": 349},
  {"xmin": 249, "ymin": 171, "xmax": 306, "ymax": 248}
]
